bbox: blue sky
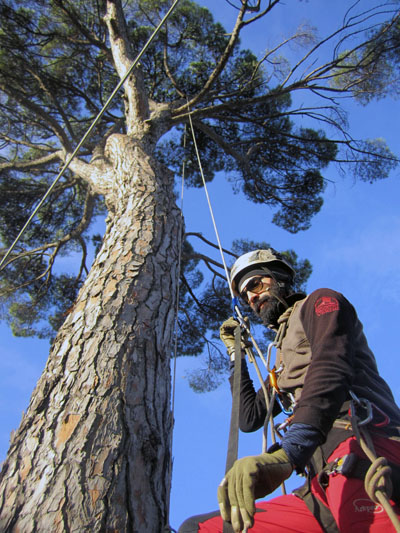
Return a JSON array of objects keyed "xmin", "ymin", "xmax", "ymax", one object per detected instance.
[{"xmin": 1, "ymin": 1, "xmax": 400, "ymax": 530}]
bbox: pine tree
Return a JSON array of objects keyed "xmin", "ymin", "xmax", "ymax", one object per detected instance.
[{"xmin": 0, "ymin": 1, "xmax": 399, "ymax": 530}]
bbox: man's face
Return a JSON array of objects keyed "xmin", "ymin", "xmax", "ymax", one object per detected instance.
[{"xmin": 239, "ymin": 275, "xmax": 277, "ymax": 317}]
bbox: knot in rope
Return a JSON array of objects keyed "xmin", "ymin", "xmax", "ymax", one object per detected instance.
[{"xmin": 364, "ymin": 456, "xmax": 393, "ymax": 504}]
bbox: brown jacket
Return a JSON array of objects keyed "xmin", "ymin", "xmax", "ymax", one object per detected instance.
[{"xmin": 236, "ymin": 288, "xmax": 400, "ymax": 437}]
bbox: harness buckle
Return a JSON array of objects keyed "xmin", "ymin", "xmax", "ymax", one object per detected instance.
[
  {"xmin": 329, "ymin": 453, "xmax": 358, "ymax": 476},
  {"xmin": 318, "ymin": 453, "xmax": 359, "ymax": 491}
]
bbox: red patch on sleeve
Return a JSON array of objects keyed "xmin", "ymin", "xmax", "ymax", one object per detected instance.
[{"xmin": 314, "ymin": 296, "xmax": 339, "ymax": 316}]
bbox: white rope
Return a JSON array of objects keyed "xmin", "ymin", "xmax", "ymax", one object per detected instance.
[
  {"xmin": 186, "ymin": 112, "xmax": 274, "ymax": 374},
  {"xmin": 187, "ymin": 112, "xmax": 282, "ymax": 453},
  {"xmin": 187, "ymin": 112, "xmax": 234, "ymax": 299},
  {"xmin": 0, "ymin": 0, "xmax": 182, "ymax": 271}
]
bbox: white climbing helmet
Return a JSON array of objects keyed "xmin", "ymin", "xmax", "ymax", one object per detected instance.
[{"xmin": 230, "ymin": 249, "xmax": 295, "ymax": 297}]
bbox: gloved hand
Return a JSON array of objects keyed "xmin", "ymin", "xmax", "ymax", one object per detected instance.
[
  {"xmin": 219, "ymin": 317, "xmax": 251, "ymax": 359},
  {"xmin": 217, "ymin": 448, "xmax": 293, "ymax": 532}
]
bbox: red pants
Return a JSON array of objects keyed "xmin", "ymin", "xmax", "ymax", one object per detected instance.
[{"xmin": 178, "ymin": 436, "xmax": 400, "ymax": 532}]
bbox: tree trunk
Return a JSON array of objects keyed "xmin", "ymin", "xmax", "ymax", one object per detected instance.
[{"xmin": 0, "ymin": 135, "xmax": 181, "ymax": 532}]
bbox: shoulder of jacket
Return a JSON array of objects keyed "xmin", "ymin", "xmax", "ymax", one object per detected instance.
[{"xmin": 300, "ymin": 288, "xmax": 354, "ymax": 320}]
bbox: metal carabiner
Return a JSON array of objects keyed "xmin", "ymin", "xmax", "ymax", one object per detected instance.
[
  {"xmin": 274, "ymin": 393, "xmax": 294, "ymax": 416},
  {"xmin": 371, "ymin": 403, "xmax": 390, "ymax": 427},
  {"xmin": 349, "ymin": 391, "xmax": 373, "ymax": 426}
]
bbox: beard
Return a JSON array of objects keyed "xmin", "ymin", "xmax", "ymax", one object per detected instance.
[
  {"xmin": 253, "ymin": 286, "xmax": 288, "ymax": 327},
  {"xmin": 259, "ymin": 299, "xmax": 284, "ymax": 327}
]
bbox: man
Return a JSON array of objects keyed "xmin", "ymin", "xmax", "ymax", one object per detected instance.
[{"xmin": 178, "ymin": 248, "xmax": 400, "ymax": 532}]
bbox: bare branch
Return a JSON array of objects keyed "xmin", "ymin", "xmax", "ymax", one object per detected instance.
[
  {"xmin": 181, "ymin": 274, "xmax": 213, "ymax": 313},
  {"xmin": 185, "ymin": 232, "xmax": 237, "ymax": 258},
  {"xmin": 1, "ymin": 188, "xmax": 95, "ymax": 295},
  {"xmin": 0, "ymin": 134, "xmax": 54, "ymax": 153},
  {"xmin": 241, "ymin": 0, "xmax": 281, "ymax": 26},
  {"xmin": 0, "ymin": 150, "xmax": 65, "ymax": 172},
  {"xmin": 162, "ymin": 35, "xmax": 186, "ymax": 99},
  {"xmin": 186, "ymin": 252, "xmax": 229, "ymax": 281},
  {"xmin": 175, "ymin": 2, "xmax": 248, "ymax": 113}
]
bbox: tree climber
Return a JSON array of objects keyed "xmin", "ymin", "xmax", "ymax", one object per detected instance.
[{"xmin": 178, "ymin": 249, "xmax": 400, "ymax": 532}]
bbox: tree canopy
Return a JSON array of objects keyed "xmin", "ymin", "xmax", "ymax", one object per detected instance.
[
  {"xmin": 0, "ymin": 0, "xmax": 399, "ymax": 385},
  {"xmin": 1, "ymin": 3, "xmax": 400, "ymax": 530}
]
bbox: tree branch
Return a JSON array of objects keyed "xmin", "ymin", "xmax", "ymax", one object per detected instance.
[
  {"xmin": 104, "ymin": 0, "xmax": 150, "ymax": 132},
  {"xmin": 185, "ymin": 232, "xmax": 237, "ymax": 258},
  {"xmin": 53, "ymin": 0, "xmax": 110, "ymax": 54},
  {"xmin": 185, "ymin": 252, "xmax": 228, "ymax": 281},
  {"xmin": 175, "ymin": 2, "xmax": 248, "ymax": 113},
  {"xmin": 0, "ymin": 151, "xmax": 65, "ymax": 172}
]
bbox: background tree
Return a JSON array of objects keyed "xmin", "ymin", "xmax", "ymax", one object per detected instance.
[{"xmin": 0, "ymin": 0, "xmax": 399, "ymax": 530}]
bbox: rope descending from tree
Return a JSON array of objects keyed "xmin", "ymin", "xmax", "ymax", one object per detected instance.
[{"xmin": 187, "ymin": 111, "xmax": 285, "ymax": 496}]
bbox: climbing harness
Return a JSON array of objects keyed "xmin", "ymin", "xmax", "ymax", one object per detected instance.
[{"xmin": 0, "ymin": 0, "xmax": 182, "ymax": 272}]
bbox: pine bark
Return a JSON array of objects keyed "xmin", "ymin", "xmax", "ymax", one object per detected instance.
[{"xmin": 0, "ymin": 135, "xmax": 181, "ymax": 532}]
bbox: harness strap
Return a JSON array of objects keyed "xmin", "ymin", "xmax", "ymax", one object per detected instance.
[
  {"xmin": 223, "ymin": 325, "xmax": 243, "ymax": 533},
  {"xmin": 224, "ymin": 325, "xmax": 242, "ymax": 474},
  {"xmin": 293, "ymin": 478, "xmax": 340, "ymax": 533}
]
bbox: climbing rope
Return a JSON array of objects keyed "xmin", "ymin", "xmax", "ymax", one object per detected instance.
[
  {"xmin": 0, "ymin": 0, "xmax": 182, "ymax": 272},
  {"xmin": 187, "ymin": 112, "xmax": 233, "ymax": 298},
  {"xmin": 350, "ymin": 393, "xmax": 400, "ymax": 531},
  {"xmin": 187, "ymin": 113, "xmax": 283, "ymax": 482},
  {"xmin": 186, "ymin": 111, "xmax": 267, "ymax": 359},
  {"xmin": 360, "ymin": 433, "xmax": 400, "ymax": 531}
]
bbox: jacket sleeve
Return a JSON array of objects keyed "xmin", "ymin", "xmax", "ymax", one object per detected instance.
[
  {"xmin": 229, "ymin": 360, "xmax": 280, "ymax": 432},
  {"xmin": 291, "ymin": 288, "xmax": 356, "ymax": 436}
]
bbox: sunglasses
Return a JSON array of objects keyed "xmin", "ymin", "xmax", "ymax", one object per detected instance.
[{"xmin": 240, "ymin": 276, "xmax": 271, "ymax": 303}]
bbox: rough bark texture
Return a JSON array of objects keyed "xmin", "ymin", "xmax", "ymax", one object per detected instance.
[{"xmin": 0, "ymin": 135, "xmax": 181, "ymax": 532}]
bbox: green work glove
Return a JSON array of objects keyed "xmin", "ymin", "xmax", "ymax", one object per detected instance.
[
  {"xmin": 217, "ymin": 448, "xmax": 293, "ymax": 532},
  {"xmin": 219, "ymin": 317, "xmax": 251, "ymax": 359}
]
